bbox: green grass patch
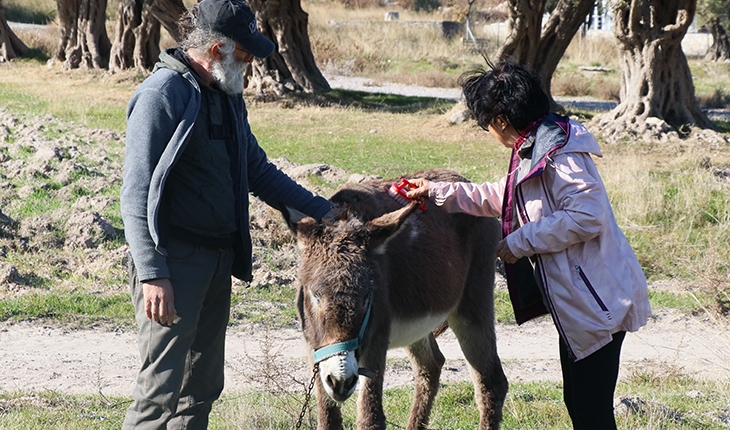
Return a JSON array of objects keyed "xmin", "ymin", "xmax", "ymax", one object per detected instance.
[
  {"xmin": 2, "ymin": 373, "xmax": 728, "ymax": 429},
  {"xmin": 0, "ymin": 391, "xmax": 128, "ymax": 430},
  {"xmin": 0, "ymin": 84, "xmax": 54, "ymax": 123},
  {"xmin": 495, "ymin": 289, "xmax": 516, "ymax": 324},
  {"xmin": 648, "ymin": 290, "xmax": 707, "ymax": 313},
  {"xmin": 212, "ymin": 377, "xmax": 730, "ymax": 429},
  {"xmin": 0, "ymin": 67, "xmax": 131, "ymax": 133},
  {"xmin": 2, "ymin": 0, "xmax": 56, "ymax": 24},
  {"xmin": 0, "ymin": 285, "xmax": 299, "ymax": 329},
  {"xmin": 0, "ymin": 292, "xmax": 134, "ymax": 327},
  {"xmin": 250, "ymin": 101, "xmax": 507, "ymax": 183},
  {"xmin": 230, "ymin": 285, "xmax": 299, "ymax": 328},
  {"xmin": 11, "ymin": 188, "xmax": 64, "ymax": 219},
  {"xmin": 714, "ymin": 120, "xmax": 730, "ymax": 133},
  {"xmin": 291, "ymin": 89, "xmax": 456, "ymax": 114}
]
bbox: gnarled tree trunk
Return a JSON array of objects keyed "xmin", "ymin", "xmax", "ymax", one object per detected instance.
[
  {"xmin": 109, "ymin": 0, "xmax": 186, "ymax": 73},
  {"xmin": 54, "ymin": 0, "xmax": 111, "ymax": 69},
  {"xmin": 705, "ymin": 17, "xmax": 730, "ymax": 61},
  {"xmin": 247, "ymin": 0, "xmax": 330, "ymax": 95},
  {"xmin": 592, "ymin": 0, "xmax": 715, "ymax": 142},
  {"xmin": 534, "ymin": 0, "xmax": 597, "ymax": 110},
  {"xmin": 0, "ymin": 0, "xmax": 29, "ymax": 61},
  {"xmin": 148, "ymin": 0, "xmax": 187, "ymax": 42},
  {"xmin": 496, "ymin": 0, "xmax": 596, "ymax": 111},
  {"xmin": 496, "ymin": 0, "xmax": 548, "ymax": 65}
]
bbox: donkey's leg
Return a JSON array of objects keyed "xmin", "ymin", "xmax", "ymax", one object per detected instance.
[
  {"xmin": 355, "ymin": 348, "xmax": 388, "ymax": 430},
  {"xmin": 449, "ymin": 310, "xmax": 509, "ymax": 430},
  {"xmin": 404, "ymin": 333, "xmax": 445, "ymax": 430},
  {"xmin": 315, "ymin": 378, "xmax": 343, "ymax": 430},
  {"xmin": 447, "ymin": 247, "xmax": 507, "ymax": 429}
]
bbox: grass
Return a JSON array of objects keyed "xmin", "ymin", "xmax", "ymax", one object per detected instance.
[
  {"xmin": 230, "ymin": 284, "xmax": 300, "ymax": 328},
  {"xmin": 2, "ymin": 0, "xmax": 56, "ymax": 24},
  {"xmin": 0, "ymin": 292, "xmax": 134, "ymax": 328},
  {"xmin": 0, "ymin": 282, "xmax": 710, "ymax": 330},
  {"xmin": 0, "ymin": 61, "xmax": 137, "ymax": 133},
  {"xmin": 2, "ymin": 374, "xmax": 729, "ymax": 429}
]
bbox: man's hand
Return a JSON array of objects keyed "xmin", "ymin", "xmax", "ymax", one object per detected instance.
[
  {"xmin": 496, "ymin": 239, "xmax": 519, "ymax": 264},
  {"xmin": 321, "ymin": 205, "xmax": 344, "ymax": 222},
  {"xmin": 142, "ymin": 278, "xmax": 176, "ymax": 326}
]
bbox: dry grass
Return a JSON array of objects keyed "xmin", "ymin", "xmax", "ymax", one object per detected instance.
[
  {"xmin": 0, "ymin": 61, "xmax": 140, "ymax": 132},
  {"xmin": 697, "ymin": 88, "xmax": 730, "ymax": 109},
  {"xmin": 11, "ymin": 24, "xmax": 58, "ymax": 59},
  {"xmin": 305, "ymin": 0, "xmax": 487, "ymax": 87},
  {"xmin": 598, "ymin": 140, "xmax": 730, "ymax": 291},
  {"xmin": 563, "ymin": 30, "xmax": 620, "ymax": 67}
]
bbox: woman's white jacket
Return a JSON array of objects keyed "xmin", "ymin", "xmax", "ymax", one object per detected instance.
[{"xmin": 428, "ymin": 114, "xmax": 651, "ymax": 360}]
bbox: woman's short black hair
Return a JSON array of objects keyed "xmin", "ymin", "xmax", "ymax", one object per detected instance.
[{"xmin": 458, "ymin": 58, "xmax": 550, "ymax": 131}]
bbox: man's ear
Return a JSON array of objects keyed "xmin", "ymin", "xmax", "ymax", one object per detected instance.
[{"xmin": 210, "ymin": 42, "xmax": 224, "ymax": 62}]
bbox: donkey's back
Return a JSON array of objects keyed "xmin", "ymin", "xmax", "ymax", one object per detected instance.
[{"xmin": 330, "ymin": 169, "xmax": 500, "ymax": 345}]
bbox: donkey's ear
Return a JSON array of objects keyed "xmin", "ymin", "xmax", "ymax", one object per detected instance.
[
  {"xmin": 364, "ymin": 201, "xmax": 420, "ymax": 254},
  {"xmin": 281, "ymin": 205, "xmax": 311, "ymax": 235}
]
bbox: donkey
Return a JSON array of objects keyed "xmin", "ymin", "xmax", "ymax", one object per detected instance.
[{"xmin": 285, "ymin": 168, "xmax": 508, "ymax": 430}]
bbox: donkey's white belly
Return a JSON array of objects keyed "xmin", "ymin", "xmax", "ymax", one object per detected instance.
[{"xmin": 388, "ymin": 313, "xmax": 449, "ymax": 349}]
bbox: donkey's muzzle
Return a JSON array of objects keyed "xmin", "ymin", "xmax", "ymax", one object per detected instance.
[{"xmin": 326, "ymin": 373, "xmax": 358, "ymax": 402}]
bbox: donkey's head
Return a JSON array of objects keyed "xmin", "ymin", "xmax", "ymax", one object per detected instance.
[{"xmin": 285, "ymin": 202, "xmax": 420, "ymax": 402}]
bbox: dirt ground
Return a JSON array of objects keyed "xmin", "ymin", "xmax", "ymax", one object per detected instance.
[{"xmin": 1, "ymin": 290, "xmax": 728, "ymax": 397}]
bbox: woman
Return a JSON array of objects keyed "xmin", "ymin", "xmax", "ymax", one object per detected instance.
[{"xmin": 406, "ymin": 58, "xmax": 651, "ymax": 430}]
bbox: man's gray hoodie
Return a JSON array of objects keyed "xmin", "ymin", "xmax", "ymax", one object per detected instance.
[{"xmin": 121, "ymin": 48, "xmax": 332, "ymax": 282}]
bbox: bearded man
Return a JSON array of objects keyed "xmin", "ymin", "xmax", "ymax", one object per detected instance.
[{"xmin": 120, "ymin": 0, "xmax": 334, "ymax": 427}]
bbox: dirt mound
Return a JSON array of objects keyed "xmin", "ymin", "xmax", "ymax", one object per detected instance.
[{"xmin": 0, "ymin": 108, "xmax": 383, "ymax": 297}]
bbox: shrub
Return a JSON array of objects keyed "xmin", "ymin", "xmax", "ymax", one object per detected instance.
[{"xmin": 697, "ymin": 87, "xmax": 730, "ymax": 109}]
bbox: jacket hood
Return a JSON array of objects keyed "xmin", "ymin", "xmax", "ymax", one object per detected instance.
[
  {"xmin": 555, "ymin": 119, "xmax": 603, "ymax": 158},
  {"xmin": 154, "ymin": 48, "xmax": 192, "ymax": 75},
  {"xmin": 520, "ymin": 113, "xmax": 602, "ymax": 173}
]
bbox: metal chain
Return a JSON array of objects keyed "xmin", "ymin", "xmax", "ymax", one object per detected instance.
[{"xmin": 295, "ymin": 363, "xmax": 319, "ymax": 430}]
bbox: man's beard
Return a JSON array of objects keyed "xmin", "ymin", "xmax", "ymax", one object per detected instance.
[{"xmin": 211, "ymin": 52, "xmax": 246, "ymax": 95}]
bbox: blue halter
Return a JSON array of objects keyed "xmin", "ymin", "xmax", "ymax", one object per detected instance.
[{"xmin": 311, "ymin": 295, "xmax": 372, "ymax": 364}]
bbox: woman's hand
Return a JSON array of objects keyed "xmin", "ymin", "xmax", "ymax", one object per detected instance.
[
  {"xmin": 496, "ymin": 239, "xmax": 519, "ymax": 264},
  {"xmin": 405, "ymin": 178, "xmax": 430, "ymax": 200}
]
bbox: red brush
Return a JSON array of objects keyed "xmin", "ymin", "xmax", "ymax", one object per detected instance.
[{"xmin": 387, "ymin": 178, "xmax": 426, "ymax": 211}]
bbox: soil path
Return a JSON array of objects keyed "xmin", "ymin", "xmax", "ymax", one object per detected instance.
[{"xmin": 1, "ymin": 308, "xmax": 727, "ymax": 397}]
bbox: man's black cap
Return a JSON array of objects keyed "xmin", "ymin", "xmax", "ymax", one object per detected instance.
[{"xmin": 196, "ymin": 0, "xmax": 275, "ymax": 58}]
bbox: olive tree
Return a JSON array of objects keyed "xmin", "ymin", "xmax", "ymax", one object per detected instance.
[
  {"xmin": 0, "ymin": 0, "xmax": 29, "ymax": 61},
  {"xmin": 108, "ymin": 0, "xmax": 186, "ymax": 73},
  {"xmin": 592, "ymin": 0, "xmax": 715, "ymax": 142},
  {"xmin": 54, "ymin": 0, "xmax": 111, "ymax": 69},
  {"xmin": 698, "ymin": 0, "xmax": 729, "ymax": 61},
  {"xmin": 496, "ymin": 0, "xmax": 596, "ymax": 110},
  {"xmin": 247, "ymin": 0, "xmax": 330, "ymax": 94},
  {"xmin": 106, "ymin": 0, "xmax": 329, "ymax": 94}
]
